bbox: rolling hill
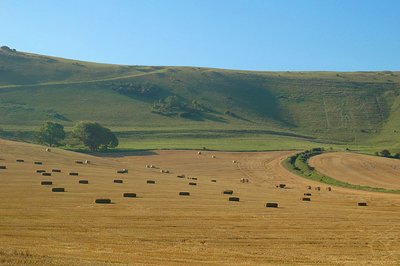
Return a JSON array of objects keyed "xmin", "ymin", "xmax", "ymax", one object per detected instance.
[{"xmin": 0, "ymin": 45, "xmax": 399, "ymax": 150}]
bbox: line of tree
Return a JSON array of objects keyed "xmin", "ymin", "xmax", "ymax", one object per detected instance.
[
  {"xmin": 37, "ymin": 121, "xmax": 118, "ymax": 151},
  {"xmin": 375, "ymin": 149, "xmax": 400, "ymax": 159}
]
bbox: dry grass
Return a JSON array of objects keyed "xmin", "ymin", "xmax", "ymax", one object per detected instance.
[
  {"xmin": 0, "ymin": 139, "xmax": 399, "ymax": 265},
  {"xmin": 310, "ymin": 152, "xmax": 400, "ymax": 190}
]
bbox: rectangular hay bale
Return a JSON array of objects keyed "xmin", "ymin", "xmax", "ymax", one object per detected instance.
[
  {"xmin": 52, "ymin": 187, "xmax": 65, "ymax": 192},
  {"xmin": 266, "ymin": 202, "xmax": 278, "ymax": 208},
  {"xmin": 95, "ymin": 199, "xmax": 111, "ymax": 204},
  {"xmin": 123, "ymin": 193, "xmax": 137, "ymax": 198}
]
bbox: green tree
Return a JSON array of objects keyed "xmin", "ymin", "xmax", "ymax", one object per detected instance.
[
  {"xmin": 379, "ymin": 149, "xmax": 391, "ymax": 157},
  {"xmin": 72, "ymin": 121, "xmax": 118, "ymax": 151},
  {"xmin": 37, "ymin": 121, "xmax": 66, "ymax": 147}
]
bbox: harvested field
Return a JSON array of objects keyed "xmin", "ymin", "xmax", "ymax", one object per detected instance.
[
  {"xmin": 309, "ymin": 152, "xmax": 400, "ymax": 190},
  {"xmin": 0, "ymin": 139, "xmax": 399, "ymax": 265}
]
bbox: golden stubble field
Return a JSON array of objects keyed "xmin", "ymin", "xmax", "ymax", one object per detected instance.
[
  {"xmin": 0, "ymin": 139, "xmax": 399, "ymax": 265},
  {"xmin": 309, "ymin": 152, "xmax": 400, "ymax": 190}
]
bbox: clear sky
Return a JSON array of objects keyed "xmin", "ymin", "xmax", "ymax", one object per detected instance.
[{"xmin": 1, "ymin": 0, "xmax": 399, "ymax": 71}]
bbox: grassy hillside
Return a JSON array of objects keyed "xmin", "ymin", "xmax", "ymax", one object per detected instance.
[{"xmin": 1, "ymin": 46, "xmax": 399, "ymax": 150}]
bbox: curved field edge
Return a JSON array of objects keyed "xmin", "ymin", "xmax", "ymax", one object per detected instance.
[{"xmin": 283, "ymin": 149, "xmax": 400, "ymax": 194}]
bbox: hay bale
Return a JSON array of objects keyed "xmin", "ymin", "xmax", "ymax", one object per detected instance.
[
  {"xmin": 211, "ymin": 179, "xmax": 217, "ymax": 182},
  {"xmin": 191, "ymin": 177, "xmax": 198, "ymax": 180},
  {"xmin": 36, "ymin": 170, "xmax": 46, "ymax": 173},
  {"xmin": 34, "ymin": 161, "xmax": 43, "ymax": 165},
  {"xmin": 307, "ymin": 185, "xmax": 312, "ymax": 190},
  {"xmin": 229, "ymin": 197, "xmax": 240, "ymax": 202},
  {"xmin": 46, "ymin": 148, "xmax": 51, "ymax": 152},
  {"xmin": 327, "ymin": 187, "xmax": 332, "ymax": 191},
  {"xmin": 95, "ymin": 199, "xmax": 111, "ymax": 204},
  {"xmin": 358, "ymin": 202, "xmax": 368, "ymax": 206},
  {"xmin": 114, "ymin": 179, "xmax": 123, "ymax": 184},
  {"xmin": 52, "ymin": 187, "xmax": 65, "ymax": 192},
  {"xmin": 223, "ymin": 190, "xmax": 233, "ymax": 195},
  {"xmin": 123, "ymin": 193, "xmax": 137, "ymax": 198},
  {"xmin": 42, "ymin": 172, "xmax": 51, "ymax": 176},
  {"xmin": 179, "ymin": 192, "xmax": 190, "ymax": 196},
  {"xmin": 16, "ymin": 159, "xmax": 24, "ymax": 163},
  {"xmin": 69, "ymin": 172, "xmax": 79, "ymax": 176},
  {"xmin": 232, "ymin": 160, "xmax": 237, "ymax": 163},
  {"xmin": 315, "ymin": 187, "xmax": 321, "ymax": 191},
  {"xmin": 0, "ymin": 166, "xmax": 6, "ymax": 169},
  {"xmin": 302, "ymin": 197, "xmax": 311, "ymax": 201},
  {"xmin": 79, "ymin": 180, "xmax": 89, "ymax": 184},
  {"xmin": 117, "ymin": 169, "xmax": 128, "ymax": 174},
  {"xmin": 304, "ymin": 193, "xmax": 312, "ymax": 196},
  {"xmin": 266, "ymin": 202, "xmax": 278, "ymax": 208},
  {"xmin": 85, "ymin": 160, "xmax": 90, "ymax": 164},
  {"xmin": 212, "ymin": 155, "xmax": 216, "ymax": 158},
  {"xmin": 278, "ymin": 184, "xmax": 286, "ymax": 188},
  {"xmin": 147, "ymin": 180, "xmax": 156, "ymax": 184},
  {"xmin": 41, "ymin": 181, "xmax": 52, "ymax": 185},
  {"xmin": 189, "ymin": 182, "xmax": 197, "ymax": 186},
  {"xmin": 146, "ymin": 165, "xmax": 150, "ymax": 168},
  {"xmin": 177, "ymin": 174, "xmax": 185, "ymax": 178},
  {"xmin": 75, "ymin": 160, "xmax": 84, "ymax": 164},
  {"xmin": 150, "ymin": 165, "xmax": 155, "ymax": 168},
  {"xmin": 198, "ymin": 151, "xmax": 202, "ymax": 155},
  {"xmin": 52, "ymin": 169, "xmax": 61, "ymax": 173}
]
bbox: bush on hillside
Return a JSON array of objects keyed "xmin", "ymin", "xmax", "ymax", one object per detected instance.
[
  {"xmin": 152, "ymin": 96, "xmax": 210, "ymax": 118},
  {"xmin": 112, "ymin": 82, "xmax": 161, "ymax": 97},
  {"xmin": 1, "ymin": 46, "xmax": 16, "ymax": 52}
]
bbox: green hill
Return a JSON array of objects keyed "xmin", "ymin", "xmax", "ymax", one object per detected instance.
[{"xmin": 1, "ymin": 46, "xmax": 399, "ymax": 151}]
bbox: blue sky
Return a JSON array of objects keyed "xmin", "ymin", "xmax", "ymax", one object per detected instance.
[{"xmin": 1, "ymin": 0, "xmax": 399, "ymax": 71}]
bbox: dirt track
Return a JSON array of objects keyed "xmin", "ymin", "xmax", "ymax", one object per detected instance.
[
  {"xmin": 309, "ymin": 152, "xmax": 400, "ymax": 190},
  {"xmin": 0, "ymin": 140, "xmax": 399, "ymax": 265}
]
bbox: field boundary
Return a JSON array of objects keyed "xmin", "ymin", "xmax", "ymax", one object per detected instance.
[{"xmin": 283, "ymin": 148, "xmax": 400, "ymax": 194}]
